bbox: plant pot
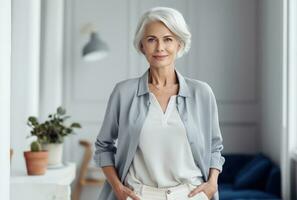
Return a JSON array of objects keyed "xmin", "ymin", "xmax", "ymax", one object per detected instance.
[
  {"xmin": 24, "ymin": 151, "xmax": 48, "ymax": 175},
  {"xmin": 42, "ymin": 143, "xmax": 63, "ymax": 167}
]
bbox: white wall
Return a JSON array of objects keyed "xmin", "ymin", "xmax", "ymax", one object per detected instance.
[
  {"xmin": 39, "ymin": 0, "xmax": 64, "ymax": 120},
  {"xmin": 191, "ymin": 0, "xmax": 260, "ymax": 154},
  {"xmin": 11, "ymin": 0, "xmax": 41, "ymax": 172},
  {"xmin": 258, "ymin": 0, "xmax": 283, "ymax": 165}
]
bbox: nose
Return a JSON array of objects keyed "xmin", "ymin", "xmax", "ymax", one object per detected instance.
[{"xmin": 156, "ymin": 40, "xmax": 165, "ymax": 52}]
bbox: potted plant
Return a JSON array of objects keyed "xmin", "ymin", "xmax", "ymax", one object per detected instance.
[
  {"xmin": 24, "ymin": 141, "xmax": 48, "ymax": 175},
  {"xmin": 27, "ymin": 106, "xmax": 81, "ymax": 167}
]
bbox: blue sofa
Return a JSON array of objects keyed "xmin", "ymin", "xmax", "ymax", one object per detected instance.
[{"xmin": 218, "ymin": 153, "xmax": 281, "ymax": 200}]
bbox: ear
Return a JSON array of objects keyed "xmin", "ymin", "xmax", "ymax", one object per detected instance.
[
  {"xmin": 177, "ymin": 42, "xmax": 181, "ymax": 52},
  {"xmin": 178, "ymin": 42, "xmax": 182, "ymax": 50}
]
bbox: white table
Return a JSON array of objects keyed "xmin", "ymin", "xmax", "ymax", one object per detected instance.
[{"xmin": 10, "ymin": 162, "xmax": 76, "ymax": 200}]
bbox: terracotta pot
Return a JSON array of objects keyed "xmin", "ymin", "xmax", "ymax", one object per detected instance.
[{"xmin": 24, "ymin": 151, "xmax": 48, "ymax": 175}]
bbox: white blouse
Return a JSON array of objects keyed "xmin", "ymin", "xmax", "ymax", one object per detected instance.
[{"xmin": 124, "ymin": 92, "xmax": 204, "ymax": 188}]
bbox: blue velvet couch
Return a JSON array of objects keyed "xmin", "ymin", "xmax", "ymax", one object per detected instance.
[{"xmin": 218, "ymin": 153, "xmax": 281, "ymax": 200}]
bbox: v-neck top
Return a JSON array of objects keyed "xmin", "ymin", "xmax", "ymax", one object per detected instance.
[
  {"xmin": 124, "ymin": 92, "xmax": 204, "ymax": 188},
  {"xmin": 150, "ymin": 92, "xmax": 177, "ymax": 125}
]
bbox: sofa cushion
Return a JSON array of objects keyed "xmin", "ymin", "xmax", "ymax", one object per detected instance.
[
  {"xmin": 233, "ymin": 153, "xmax": 271, "ymax": 189},
  {"xmin": 218, "ymin": 183, "xmax": 233, "ymax": 191},
  {"xmin": 219, "ymin": 188, "xmax": 280, "ymax": 200},
  {"xmin": 265, "ymin": 166, "xmax": 281, "ymax": 197},
  {"xmin": 218, "ymin": 154, "xmax": 254, "ymax": 184}
]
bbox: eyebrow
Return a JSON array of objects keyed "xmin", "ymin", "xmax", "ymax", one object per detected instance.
[{"xmin": 145, "ymin": 35, "xmax": 174, "ymax": 38}]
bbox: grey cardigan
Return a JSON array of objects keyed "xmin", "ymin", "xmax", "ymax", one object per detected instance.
[{"xmin": 93, "ymin": 68, "xmax": 225, "ymax": 200}]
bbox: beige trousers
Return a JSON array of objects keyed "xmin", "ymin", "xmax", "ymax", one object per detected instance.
[{"xmin": 126, "ymin": 183, "xmax": 209, "ymax": 200}]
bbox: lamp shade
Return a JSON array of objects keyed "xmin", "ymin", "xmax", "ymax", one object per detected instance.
[{"xmin": 82, "ymin": 32, "xmax": 108, "ymax": 61}]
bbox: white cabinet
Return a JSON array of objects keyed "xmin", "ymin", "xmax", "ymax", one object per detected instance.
[{"xmin": 10, "ymin": 162, "xmax": 76, "ymax": 200}]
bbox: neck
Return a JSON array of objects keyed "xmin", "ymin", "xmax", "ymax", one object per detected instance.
[{"xmin": 148, "ymin": 67, "xmax": 178, "ymax": 87}]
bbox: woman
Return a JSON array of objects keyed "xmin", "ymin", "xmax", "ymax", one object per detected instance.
[{"xmin": 94, "ymin": 7, "xmax": 225, "ymax": 200}]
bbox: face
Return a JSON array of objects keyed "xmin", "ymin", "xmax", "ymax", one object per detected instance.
[{"xmin": 140, "ymin": 21, "xmax": 181, "ymax": 69}]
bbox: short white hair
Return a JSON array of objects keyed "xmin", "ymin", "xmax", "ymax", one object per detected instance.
[{"xmin": 133, "ymin": 7, "xmax": 191, "ymax": 59}]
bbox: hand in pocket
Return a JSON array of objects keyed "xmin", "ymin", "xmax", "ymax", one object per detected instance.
[
  {"xmin": 113, "ymin": 184, "xmax": 141, "ymax": 200},
  {"xmin": 188, "ymin": 183, "xmax": 214, "ymax": 200}
]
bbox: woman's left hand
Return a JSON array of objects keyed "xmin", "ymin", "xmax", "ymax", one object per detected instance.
[{"xmin": 188, "ymin": 180, "xmax": 218, "ymax": 199}]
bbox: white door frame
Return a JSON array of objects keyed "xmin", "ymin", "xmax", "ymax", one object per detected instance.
[{"xmin": 0, "ymin": 0, "xmax": 11, "ymax": 199}]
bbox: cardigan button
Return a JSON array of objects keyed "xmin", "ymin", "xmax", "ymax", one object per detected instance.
[{"xmin": 166, "ymin": 190, "xmax": 171, "ymax": 194}]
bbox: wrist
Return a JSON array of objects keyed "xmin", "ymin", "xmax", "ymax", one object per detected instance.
[
  {"xmin": 111, "ymin": 180, "xmax": 123, "ymax": 191},
  {"xmin": 208, "ymin": 177, "xmax": 218, "ymax": 185},
  {"xmin": 208, "ymin": 168, "xmax": 220, "ymax": 185}
]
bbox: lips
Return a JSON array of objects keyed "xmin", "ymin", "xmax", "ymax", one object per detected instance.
[{"xmin": 153, "ymin": 55, "xmax": 168, "ymax": 60}]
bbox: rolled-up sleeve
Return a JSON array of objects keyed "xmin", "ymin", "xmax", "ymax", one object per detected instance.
[
  {"xmin": 208, "ymin": 86, "xmax": 225, "ymax": 173},
  {"xmin": 93, "ymin": 83, "xmax": 120, "ymax": 167}
]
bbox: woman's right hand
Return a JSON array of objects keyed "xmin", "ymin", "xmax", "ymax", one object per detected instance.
[{"xmin": 113, "ymin": 183, "xmax": 141, "ymax": 200}]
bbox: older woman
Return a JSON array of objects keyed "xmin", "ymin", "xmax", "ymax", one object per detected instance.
[{"xmin": 94, "ymin": 7, "xmax": 225, "ymax": 200}]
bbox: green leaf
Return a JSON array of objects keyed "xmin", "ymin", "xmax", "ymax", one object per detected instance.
[
  {"xmin": 62, "ymin": 116, "xmax": 71, "ymax": 120},
  {"xmin": 28, "ymin": 116, "xmax": 37, "ymax": 122},
  {"xmin": 66, "ymin": 128, "xmax": 72, "ymax": 134},
  {"xmin": 27, "ymin": 106, "xmax": 82, "ymax": 143},
  {"xmin": 57, "ymin": 106, "xmax": 66, "ymax": 115},
  {"xmin": 28, "ymin": 116, "xmax": 39, "ymax": 126},
  {"xmin": 70, "ymin": 123, "xmax": 81, "ymax": 128}
]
